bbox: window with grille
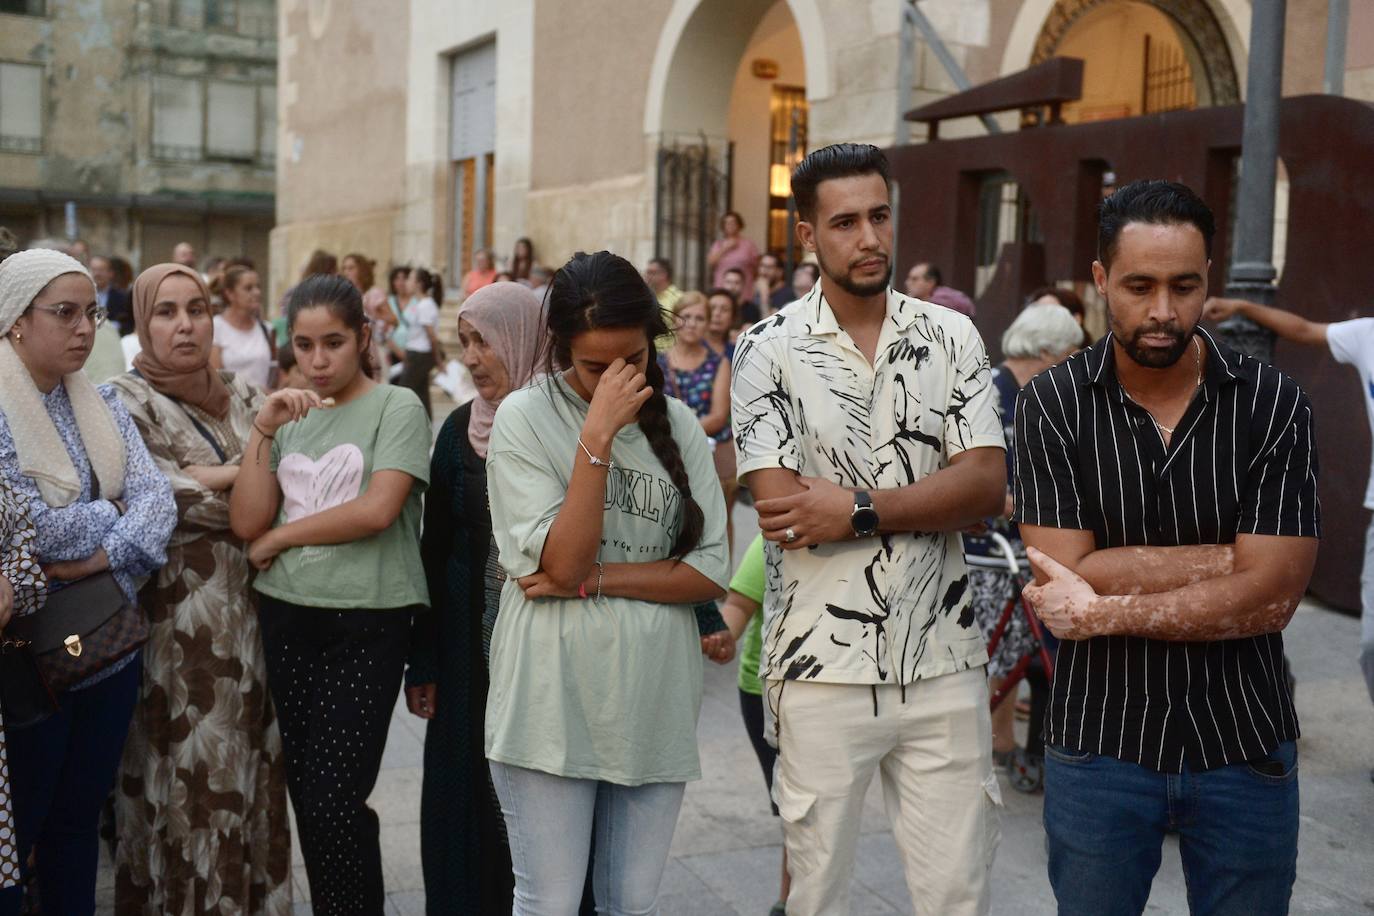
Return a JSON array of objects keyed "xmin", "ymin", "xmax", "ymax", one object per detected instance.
[{"xmin": 1143, "ymin": 34, "xmax": 1196, "ymax": 115}]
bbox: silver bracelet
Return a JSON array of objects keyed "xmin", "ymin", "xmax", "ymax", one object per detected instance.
[
  {"xmin": 595, "ymin": 560, "xmax": 604, "ymax": 600},
  {"xmin": 578, "ymin": 437, "xmax": 615, "ymax": 471}
]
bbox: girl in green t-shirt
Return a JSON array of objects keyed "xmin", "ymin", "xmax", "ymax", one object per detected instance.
[
  {"xmin": 485, "ymin": 251, "xmax": 730, "ymax": 914},
  {"xmin": 229, "ymin": 274, "xmax": 432, "ymax": 914}
]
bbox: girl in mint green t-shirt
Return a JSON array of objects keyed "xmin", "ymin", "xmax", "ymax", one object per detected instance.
[
  {"xmin": 228, "ymin": 274, "xmax": 432, "ymax": 913},
  {"xmin": 485, "ymin": 251, "xmax": 730, "ymax": 914}
]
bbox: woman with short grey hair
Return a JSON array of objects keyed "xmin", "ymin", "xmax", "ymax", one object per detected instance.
[
  {"xmin": 1002, "ymin": 302, "xmax": 1086, "ymax": 362},
  {"xmin": 964, "ymin": 301, "xmax": 1082, "ymax": 792}
]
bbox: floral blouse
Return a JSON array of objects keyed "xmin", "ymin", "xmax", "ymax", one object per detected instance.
[
  {"xmin": 660, "ymin": 348, "xmax": 731, "ymax": 443},
  {"xmin": 0, "ymin": 476, "xmax": 44, "ymax": 617},
  {"xmin": 0, "ymin": 384, "xmax": 176, "ymax": 607}
]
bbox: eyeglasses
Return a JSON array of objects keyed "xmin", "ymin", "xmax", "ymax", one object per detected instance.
[{"xmin": 27, "ymin": 303, "xmax": 107, "ymax": 330}]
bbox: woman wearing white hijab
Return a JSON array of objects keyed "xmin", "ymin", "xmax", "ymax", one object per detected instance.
[{"xmin": 0, "ymin": 249, "xmax": 176, "ymax": 916}]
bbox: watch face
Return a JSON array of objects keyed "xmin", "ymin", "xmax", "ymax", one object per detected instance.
[{"xmin": 852, "ymin": 506, "xmax": 879, "ymax": 535}]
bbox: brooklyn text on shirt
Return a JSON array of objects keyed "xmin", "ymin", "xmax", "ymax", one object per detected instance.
[
  {"xmin": 601, "ymin": 536, "xmax": 671, "ymax": 557},
  {"xmin": 601, "ymin": 464, "xmax": 681, "ymax": 529}
]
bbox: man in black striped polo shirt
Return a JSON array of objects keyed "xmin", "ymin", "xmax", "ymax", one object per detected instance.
[{"xmin": 1015, "ymin": 180, "xmax": 1319, "ymax": 916}]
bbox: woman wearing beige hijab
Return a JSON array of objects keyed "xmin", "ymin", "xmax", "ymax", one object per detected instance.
[
  {"xmin": 107, "ymin": 263, "xmax": 292, "ymax": 915},
  {"xmin": 0, "ymin": 249, "xmax": 176, "ymax": 916}
]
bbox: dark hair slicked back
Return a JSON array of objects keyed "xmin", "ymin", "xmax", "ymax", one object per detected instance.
[
  {"xmin": 790, "ymin": 143, "xmax": 891, "ymax": 223},
  {"xmin": 1097, "ymin": 179, "xmax": 1215, "ymax": 269}
]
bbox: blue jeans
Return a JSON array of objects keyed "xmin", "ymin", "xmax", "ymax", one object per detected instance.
[
  {"xmin": 1043, "ymin": 740, "xmax": 1299, "ymax": 916},
  {"xmin": 489, "ymin": 761, "xmax": 685, "ymax": 916},
  {"xmin": 0, "ymin": 655, "xmax": 141, "ymax": 916}
]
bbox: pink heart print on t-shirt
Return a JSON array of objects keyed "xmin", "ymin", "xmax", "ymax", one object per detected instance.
[{"xmin": 277, "ymin": 443, "xmax": 366, "ymax": 523}]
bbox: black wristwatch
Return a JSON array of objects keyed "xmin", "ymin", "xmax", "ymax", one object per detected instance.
[{"xmin": 850, "ymin": 490, "xmax": 879, "ymax": 537}]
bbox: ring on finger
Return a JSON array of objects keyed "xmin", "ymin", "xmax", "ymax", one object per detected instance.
[{"xmin": 784, "ymin": 527, "xmax": 798, "ymax": 543}]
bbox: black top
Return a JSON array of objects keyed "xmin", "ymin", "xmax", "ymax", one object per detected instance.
[
  {"xmin": 411, "ymin": 400, "xmax": 491, "ymax": 687},
  {"xmin": 1013, "ymin": 329, "xmax": 1320, "ymax": 772},
  {"xmin": 104, "ymin": 286, "xmax": 134, "ymax": 337},
  {"xmin": 408, "ymin": 401, "xmax": 514, "ymax": 912}
]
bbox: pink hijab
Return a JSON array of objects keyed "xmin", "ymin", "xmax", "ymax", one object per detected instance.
[{"xmin": 461, "ymin": 281, "xmax": 546, "ymax": 458}]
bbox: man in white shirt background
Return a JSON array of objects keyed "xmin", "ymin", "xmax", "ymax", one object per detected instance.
[{"xmin": 1205, "ymin": 293, "xmax": 1374, "ymax": 780}]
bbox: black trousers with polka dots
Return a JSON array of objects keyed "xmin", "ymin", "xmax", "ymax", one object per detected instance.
[{"xmin": 258, "ymin": 596, "xmax": 414, "ymax": 916}]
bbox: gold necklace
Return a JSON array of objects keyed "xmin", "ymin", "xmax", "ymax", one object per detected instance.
[{"xmin": 1122, "ymin": 336, "xmax": 1202, "ymax": 436}]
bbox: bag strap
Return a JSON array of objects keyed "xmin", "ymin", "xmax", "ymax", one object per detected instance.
[
  {"xmin": 129, "ymin": 368, "xmax": 229, "ymax": 464},
  {"xmin": 258, "ymin": 320, "xmax": 277, "ymax": 355}
]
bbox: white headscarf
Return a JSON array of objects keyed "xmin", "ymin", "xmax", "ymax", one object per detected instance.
[{"xmin": 0, "ymin": 249, "xmax": 126, "ymax": 507}]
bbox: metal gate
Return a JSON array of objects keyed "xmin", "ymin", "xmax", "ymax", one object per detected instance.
[{"xmin": 654, "ymin": 134, "xmax": 732, "ymax": 294}]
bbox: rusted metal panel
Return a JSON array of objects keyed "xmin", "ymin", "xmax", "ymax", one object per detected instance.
[
  {"xmin": 904, "ymin": 57, "xmax": 1085, "ymax": 128},
  {"xmin": 888, "ymin": 94, "xmax": 1374, "ymax": 610}
]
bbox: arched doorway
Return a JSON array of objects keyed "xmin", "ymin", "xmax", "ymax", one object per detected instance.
[
  {"xmin": 645, "ymin": 0, "xmax": 827, "ymax": 290},
  {"xmin": 972, "ymin": 1, "xmax": 1242, "ymax": 322},
  {"xmin": 1032, "ymin": 0, "xmax": 1240, "ymax": 119}
]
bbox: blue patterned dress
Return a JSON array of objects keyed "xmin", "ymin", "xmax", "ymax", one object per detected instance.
[
  {"xmin": 0, "ymin": 384, "xmax": 177, "ymax": 685},
  {"xmin": 659, "ymin": 347, "xmax": 730, "ymax": 444}
]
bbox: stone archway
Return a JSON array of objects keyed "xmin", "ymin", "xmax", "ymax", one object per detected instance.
[
  {"xmin": 641, "ymin": 0, "xmax": 829, "ymax": 288},
  {"xmin": 1031, "ymin": 0, "xmax": 1240, "ymax": 106},
  {"xmin": 643, "ymin": 0, "xmax": 831, "ymax": 137}
]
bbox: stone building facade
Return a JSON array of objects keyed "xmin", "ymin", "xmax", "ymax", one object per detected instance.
[
  {"xmin": 273, "ymin": 0, "xmax": 1374, "ymax": 302},
  {"xmin": 0, "ymin": 0, "xmax": 276, "ymax": 275}
]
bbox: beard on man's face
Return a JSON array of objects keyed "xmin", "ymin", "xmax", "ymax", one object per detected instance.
[
  {"xmin": 816, "ymin": 249, "xmax": 892, "ymax": 298},
  {"xmin": 1114, "ymin": 317, "xmax": 1195, "ymax": 369}
]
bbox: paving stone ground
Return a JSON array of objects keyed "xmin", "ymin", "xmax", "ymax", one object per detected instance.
[{"xmin": 97, "ymin": 501, "xmax": 1374, "ymax": 916}]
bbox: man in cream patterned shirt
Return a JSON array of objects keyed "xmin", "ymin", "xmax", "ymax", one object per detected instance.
[{"xmin": 732, "ymin": 144, "xmax": 1007, "ymax": 916}]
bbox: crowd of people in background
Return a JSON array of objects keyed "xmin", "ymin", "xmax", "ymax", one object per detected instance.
[
  {"xmin": 20, "ymin": 234, "xmax": 562, "ymax": 406},
  {"xmin": 0, "ymin": 141, "xmax": 1334, "ymax": 916},
  {"xmin": 0, "ymin": 201, "xmax": 1098, "ymax": 916}
]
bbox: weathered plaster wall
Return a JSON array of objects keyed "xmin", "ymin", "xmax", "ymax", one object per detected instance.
[
  {"xmin": 0, "ymin": 0, "xmax": 276, "ymax": 277},
  {"xmin": 272, "ymin": 0, "xmax": 407, "ymax": 302}
]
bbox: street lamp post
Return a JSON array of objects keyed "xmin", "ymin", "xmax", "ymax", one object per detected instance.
[{"xmin": 1219, "ymin": 0, "xmax": 1287, "ymax": 361}]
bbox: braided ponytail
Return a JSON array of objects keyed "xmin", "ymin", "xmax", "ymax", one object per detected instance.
[
  {"xmin": 544, "ymin": 250, "xmax": 707, "ymax": 560},
  {"xmin": 639, "ymin": 357, "xmax": 705, "ymax": 559}
]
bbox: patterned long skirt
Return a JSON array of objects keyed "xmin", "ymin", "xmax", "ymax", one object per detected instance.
[{"xmin": 114, "ymin": 537, "xmax": 292, "ymax": 915}]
